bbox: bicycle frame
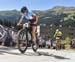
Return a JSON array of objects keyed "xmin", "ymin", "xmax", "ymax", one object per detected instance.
[{"xmin": 17, "ymin": 23, "xmax": 39, "ymax": 53}]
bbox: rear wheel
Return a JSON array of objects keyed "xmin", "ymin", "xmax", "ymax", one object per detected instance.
[
  {"xmin": 18, "ymin": 29, "xmax": 28, "ymax": 54},
  {"xmin": 32, "ymin": 36, "xmax": 39, "ymax": 52}
]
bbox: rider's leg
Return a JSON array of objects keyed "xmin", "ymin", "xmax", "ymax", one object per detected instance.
[
  {"xmin": 32, "ymin": 26, "xmax": 37, "ymax": 45},
  {"xmin": 57, "ymin": 39, "xmax": 61, "ymax": 49}
]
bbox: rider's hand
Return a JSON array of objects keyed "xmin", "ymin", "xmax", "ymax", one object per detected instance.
[
  {"xmin": 17, "ymin": 23, "xmax": 20, "ymax": 26},
  {"xmin": 17, "ymin": 23, "xmax": 22, "ymax": 26}
]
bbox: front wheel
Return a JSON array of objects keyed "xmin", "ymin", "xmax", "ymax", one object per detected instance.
[{"xmin": 17, "ymin": 29, "xmax": 28, "ymax": 54}]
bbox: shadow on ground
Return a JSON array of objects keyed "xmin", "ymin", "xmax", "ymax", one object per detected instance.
[
  {"xmin": 0, "ymin": 46, "xmax": 70, "ymax": 60},
  {"xmin": 0, "ymin": 46, "xmax": 21, "ymax": 55}
]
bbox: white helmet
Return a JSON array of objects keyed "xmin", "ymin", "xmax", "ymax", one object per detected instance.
[{"xmin": 56, "ymin": 29, "xmax": 59, "ymax": 32}]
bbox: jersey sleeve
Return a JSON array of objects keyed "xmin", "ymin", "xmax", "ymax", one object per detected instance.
[
  {"xmin": 31, "ymin": 11, "xmax": 36, "ymax": 16},
  {"xmin": 30, "ymin": 11, "xmax": 36, "ymax": 19}
]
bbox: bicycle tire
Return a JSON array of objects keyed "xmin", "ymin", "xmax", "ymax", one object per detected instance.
[
  {"xmin": 32, "ymin": 36, "xmax": 39, "ymax": 52},
  {"xmin": 27, "ymin": 30, "xmax": 39, "ymax": 52},
  {"xmin": 17, "ymin": 29, "xmax": 28, "ymax": 54},
  {"xmin": 0, "ymin": 25, "xmax": 6, "ymax": 40}
]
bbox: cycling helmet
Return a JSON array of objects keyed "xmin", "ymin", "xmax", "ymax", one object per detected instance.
[
  {"xmin": 56, "ymin": 29, "xmax": 59, "ymax": 32},
  {"xmin": 21, "ymin": 6, "xmax": 28, "ymax": 13}
]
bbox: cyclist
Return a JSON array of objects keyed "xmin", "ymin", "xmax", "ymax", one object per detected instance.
[
  {"xmin": 17, "ymin": 6, "xmax": 38, "ymax": 46},
  {"xmin": 54, "ymin": 29, "xmax": 63, "ymax": 49}
]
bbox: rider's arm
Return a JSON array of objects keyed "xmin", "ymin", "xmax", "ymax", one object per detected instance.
[
  {"xmin": 17, "ymin": 16, "xmax": 24, "ymax": 25},
  {"xmin": 33, "ymin": 15, "xmax": 39, "ymax": 24},
  {"xmin": 35, "ymin": 15, "xmax": 39, "ymax": 24},
  {"xmin": 31, "ymin": 11, "xmax": 39, "ymax": 24},
  {"xmin": 54, "ymin": 32, "xmax": 57, "ymax": 38},
  {"xmin": 54, "ymin": 34, "xmax": 55, "ymax": 38}
]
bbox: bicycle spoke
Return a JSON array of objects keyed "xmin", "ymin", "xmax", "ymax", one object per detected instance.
[{"xmin": 18, "ymin": 29, "xmax": 28, "ymax": 54}]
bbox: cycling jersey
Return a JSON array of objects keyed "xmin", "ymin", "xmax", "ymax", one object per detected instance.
[
  {"xmin": 21, "ymin": 11, "xmax": 37, "ymax": 26},
  {"xmin": 54, "ymin": 31, "xmax": 62, "ymax": 39},
  {"xmin": 55, "ymin": 31, "xmax": 62, "ymax": 37},
  {"xmin": 22, "ymin": 11, "xmax": 36, "ymax": 20}
]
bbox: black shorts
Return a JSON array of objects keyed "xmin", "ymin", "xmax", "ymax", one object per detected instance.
[
  {"xmin": 29, "ymin": 19, "xmax": 37, "ymax": 26},
  {"xmin": 30, "ymin": 24, "xmax": 37, "ymax": 26}
]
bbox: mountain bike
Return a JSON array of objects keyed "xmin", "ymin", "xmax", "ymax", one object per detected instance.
[{"xmin": 17, "ymin": 22, "xmax": 39, "ymax": 54}]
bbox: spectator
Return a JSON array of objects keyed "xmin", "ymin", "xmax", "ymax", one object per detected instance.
[
  {"xmin": 11, "ymin": 30, "xmax": 18, "ymax": 47},
  {"xmin": 46, "ymin": 36, "xmax": 51, "ymax": 48},
  {"xmin": 54, "ymin": 29, "xmax": 63, "ymax": 50},
  {"xmin": 39, "ymin": 36, "xmax": 45, "ymax": 48},
  {"xmin": 4, "ymin": 28, "xmax": 12, "ymax": 47}
]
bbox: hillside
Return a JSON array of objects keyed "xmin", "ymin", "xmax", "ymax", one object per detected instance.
[{"xmin": 0, "ymin": 6, "xmax": 75, "ymax": 27}]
